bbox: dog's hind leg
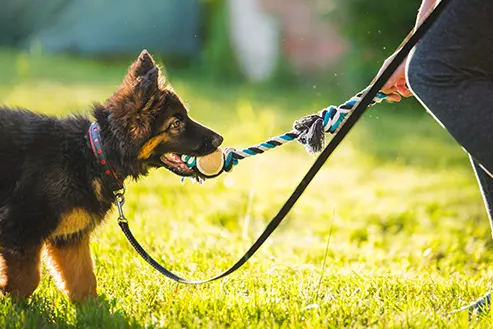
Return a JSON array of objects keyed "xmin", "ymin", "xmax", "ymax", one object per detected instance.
[
  {"xmin": 0, "ymin": 244, "xmax": 42, "ymax": 299},
  {"xmin": 44, "ymin": 236, "xmax": 97, "ymax": 303}
]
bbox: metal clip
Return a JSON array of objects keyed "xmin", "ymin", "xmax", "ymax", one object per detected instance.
[{"xmin": 114, "ymin": 191, "xmax": 127, "ymax": 224}]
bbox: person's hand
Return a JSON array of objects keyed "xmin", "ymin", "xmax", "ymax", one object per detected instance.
[{"xmin": 378, "ymin": 53, "xmax": 414, "ymax": 102}]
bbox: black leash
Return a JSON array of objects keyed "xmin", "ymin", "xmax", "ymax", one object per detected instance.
[{"xmin": 115, "ymin": 0, "xmax": 451, "ymax": 284}]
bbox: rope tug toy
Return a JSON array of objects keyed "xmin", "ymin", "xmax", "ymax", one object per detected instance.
[{"xmin": 185, "ymin": 90, "xmax": 389, "ymax": 181}]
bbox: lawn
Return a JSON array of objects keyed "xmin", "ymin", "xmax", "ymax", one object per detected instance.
[{"xmin": 1, "ymin": 49, "xmax": 493, "ymax": 328}]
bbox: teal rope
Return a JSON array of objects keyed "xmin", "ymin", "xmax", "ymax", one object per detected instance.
[{"xmin": 183, "ymin": 89, "xmax": 389, "ymax": 178}]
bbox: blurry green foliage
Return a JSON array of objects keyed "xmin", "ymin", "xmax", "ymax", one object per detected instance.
[
  {"xmin": 198, "ymin": 0, "xmax": 242, "ymax": 81},
  {"xmin": 332, "ymin": 0, "xmax": 421, "ymax": 84}
]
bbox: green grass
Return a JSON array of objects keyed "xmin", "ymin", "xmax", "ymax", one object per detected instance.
[{"xmin": 1, "ymin": 49, "xmax": 493, "ymax": 328}]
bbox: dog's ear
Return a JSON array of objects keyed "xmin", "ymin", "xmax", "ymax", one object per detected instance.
[
  {"xmin": 131, "ymin": 50, "xmax": 156, "ymax": 78},
  {"xmin": 106, "ymin": 50, "xmax": 164, "ymax": 140},
  {"xmin": 125, "ymin": 50, "xmax": 159, "ymax": 98}
]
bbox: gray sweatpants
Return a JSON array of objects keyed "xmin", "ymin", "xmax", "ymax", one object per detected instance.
[{"xmin": 407, "ymin": 0, "xmax": 493, "ymax": 232}]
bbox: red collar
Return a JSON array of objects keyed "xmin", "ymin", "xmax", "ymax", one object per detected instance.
[{"xmin": 88, "ymin": 122, "xmax": 124, "ymax": 192}]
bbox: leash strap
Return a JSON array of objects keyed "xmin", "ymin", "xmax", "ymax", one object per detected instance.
[{"xmin": 117, "ymin": 0, "xmax": 451, "ymax": 284}]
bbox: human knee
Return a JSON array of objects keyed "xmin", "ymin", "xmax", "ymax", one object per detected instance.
[{"xmin": 407, "ymin": 49, "xmax": 441, "ymax": 104}]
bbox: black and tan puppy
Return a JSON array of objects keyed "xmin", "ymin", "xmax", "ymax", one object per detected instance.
[{"xmin": 0, "ymin": 50, "xmax": 223, "ymax": 301}]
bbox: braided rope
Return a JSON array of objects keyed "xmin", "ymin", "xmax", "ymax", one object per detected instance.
[{"xmin": 183, "ymin": 89, "xmax": 388, "ymax": 178}]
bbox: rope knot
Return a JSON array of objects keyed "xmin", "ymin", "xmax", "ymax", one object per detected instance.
[{"xmin": 294, "ymin": 114, "xmax": 326, "ymax": 154}]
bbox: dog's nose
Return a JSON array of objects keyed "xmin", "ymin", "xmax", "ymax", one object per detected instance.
[{"xmin": 211, "ymin": 134, "xmax": 224, "ymax": 149}]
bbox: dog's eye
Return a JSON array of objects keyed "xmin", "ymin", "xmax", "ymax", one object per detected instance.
[{"xmin": 170, "ymin": 119, "xmax": 181, "ymax": 129}]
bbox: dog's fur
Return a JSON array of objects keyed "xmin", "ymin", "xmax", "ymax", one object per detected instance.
[{"xmin": 0, "ymin": 50, "xmax": 223, "ymax": 301}]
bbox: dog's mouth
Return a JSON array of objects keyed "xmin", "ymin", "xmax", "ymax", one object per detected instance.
[{"xmin": 159, "ymin": 153, "xmax": 196, "ymax": 177}]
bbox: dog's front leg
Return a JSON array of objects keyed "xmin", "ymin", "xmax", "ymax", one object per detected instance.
[
  {"xmin": 0, "ymin": 244, "xmax": 42, "ymax": 298},
  {"xmin": 45, "ymin": 236, "xmax": 97, "ymax": 302}
]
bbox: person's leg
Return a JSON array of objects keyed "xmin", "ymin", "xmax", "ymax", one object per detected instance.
[
  {"xmin": 407, "ymin": 0, "xmax": 493, "ymax": 314},
  {"xmin": 472, "ymin": 159, "xmax": 493, "ymax": 235},
  {"xmin": 457, "ymin": 159, "xmax": 493, "ymax": 315},
  {"xmin": 408, "ymin": 0, "xmax": 493, "ymax": 175}
]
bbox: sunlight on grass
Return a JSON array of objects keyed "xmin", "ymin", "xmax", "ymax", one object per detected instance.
[{"xmin": 1, "ymin": 49, "xmax": 492, "ymax": 328}]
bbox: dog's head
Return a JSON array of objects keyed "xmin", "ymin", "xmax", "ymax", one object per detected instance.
[{"xmin": 104, "ymin": 50, "xmax": 223, "ymax": 178}]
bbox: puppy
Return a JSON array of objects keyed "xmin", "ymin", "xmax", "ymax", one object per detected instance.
[{"xmin": 0, "ymin": 50, "xmax": 222, "ymax": 301}]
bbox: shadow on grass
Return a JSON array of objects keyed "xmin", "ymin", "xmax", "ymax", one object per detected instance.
[{"xmin": 1, "ymin": 294, "xmax": 142, "ymax": 329}]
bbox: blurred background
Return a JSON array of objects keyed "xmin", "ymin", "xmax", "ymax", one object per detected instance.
[
  {"xmin": 0, "ymin": 0, "xmax": 420, "ymax": 87},
  {"xmin": 3, "ymin": 2, "xmax": 493, "ymax": 327}
]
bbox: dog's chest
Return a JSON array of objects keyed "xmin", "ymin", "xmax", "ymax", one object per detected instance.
[{"xmin": 50, "ymin": 208, "xmax": 101, "ymax": 240}]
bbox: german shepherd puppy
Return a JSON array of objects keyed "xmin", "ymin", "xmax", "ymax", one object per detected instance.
[{"xmin": 0, "ymin": 50, "xmax": 223, "ymax": 301}]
